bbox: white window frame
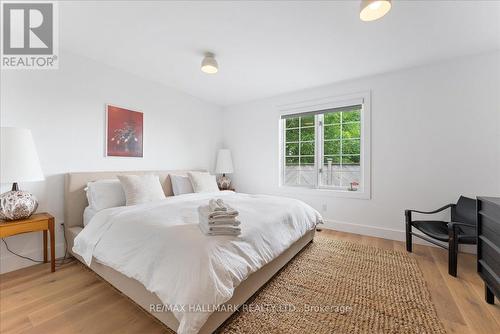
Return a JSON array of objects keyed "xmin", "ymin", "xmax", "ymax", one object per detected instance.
[{"xmin": 278, "ymin": 91, "xmax": 371, "ymax": 199}]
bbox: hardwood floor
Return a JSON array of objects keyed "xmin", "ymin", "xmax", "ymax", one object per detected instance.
[{"xmin": 1, "ymin": 229, "xmax": 498, "ymax": 334}]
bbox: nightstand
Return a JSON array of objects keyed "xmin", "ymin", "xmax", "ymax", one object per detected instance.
[{"xmin": 0, "ymin": 213, "xmax": 56, "ymax": 272}]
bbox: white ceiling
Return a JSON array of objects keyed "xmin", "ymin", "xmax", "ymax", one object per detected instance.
[{"xmin": 61, "ymin": 1, "xmax": 500, "ymax": 106}]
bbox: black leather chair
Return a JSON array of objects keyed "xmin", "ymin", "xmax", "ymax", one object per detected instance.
[{"xmin": 405, "ymin": 196, "xmax": 477, "ymax": 277}]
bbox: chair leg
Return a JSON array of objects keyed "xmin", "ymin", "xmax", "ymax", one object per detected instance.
[
  {"xmin": 405, "ymin": 211, "xmax": 412, "ymax": 252},
  {"xmin": 485, "ymin": 284, "xmax": 495, "ymax": 304},
  {"xmin": 448, "ymin": 237, "xmax": 458, "ymax": 277},
  {"xmin": 406, "ymin": 225, "xmax": 412, "ymax": 252}
]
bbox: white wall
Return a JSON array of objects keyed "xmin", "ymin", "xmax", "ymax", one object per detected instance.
[
  {"xmin": 222, "ymin": 51, "xmax": 500, "ymax": 244},
  {"xmin": 0, "ymin": 51, "xmax": 223, "ymax": 273},
  {"xmin": 1, "ymin": 50, "xmax": 498, "ymax": 274}
]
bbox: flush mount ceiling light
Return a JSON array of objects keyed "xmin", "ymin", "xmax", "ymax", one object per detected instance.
[
  {"xmin": 360, "ymin": 0, "xmax": 392, "ymax": 22},
  {"xmin": 201, "ymin": 52, "xmax": 218, "ymax": 74}
]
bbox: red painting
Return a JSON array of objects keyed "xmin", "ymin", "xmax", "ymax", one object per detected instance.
[{"xmin": 106, "ymin": 105, "xmax": 143, "ymax": 157}]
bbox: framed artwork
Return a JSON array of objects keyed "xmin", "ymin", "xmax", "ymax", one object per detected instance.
[{"xmin": 106, "ymin": 105, "xmax": 143, "ymax": 157}]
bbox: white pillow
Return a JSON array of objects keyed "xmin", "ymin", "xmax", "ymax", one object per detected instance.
[
  {"xmin": 85, "ymin": 179, "xmax": 126, "ymax": 211},
  {"xmin": 83, "ymin": 206, "xmax": 98, "ymax": 226},
  {"xmin": 171, "ymin": 175, "xmax": 194, "ymax": 196},
  {"xmin": 188, "ymin": 172, "xmax": 220, "ymax": 193},
  {"xmin": 117, "ymin": 174, "xmax": 166, "ymax": 206}
]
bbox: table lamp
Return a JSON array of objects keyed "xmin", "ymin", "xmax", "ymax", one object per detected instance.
[
  {"xmin": 0, "ymin": 127, "xmax": 44, "ymax": 220},
  {"xmin": 215, "ymin": 149, "xmax": 234, "ymax": 190}
]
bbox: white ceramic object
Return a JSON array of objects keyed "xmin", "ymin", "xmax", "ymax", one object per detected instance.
[
  {"xmin": 217, "ymin": 175, "xmax": 232, "ymax": 190},
  {"xmin": 0, "ymin": 190, "xmax": 38, "ymax": 220}
]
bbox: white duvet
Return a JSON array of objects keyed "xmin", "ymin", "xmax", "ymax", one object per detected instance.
[{"xmin": 73, "ymin": 191, "xmax": 321, "ymax": 334}]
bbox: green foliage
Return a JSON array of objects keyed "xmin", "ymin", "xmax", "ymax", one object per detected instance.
[
  {"xmin": 342, "ymin": 111, "xmax": 360, "ymax": 122},
  {"xmin": 342, "ymin": 155, "xmax": 360, "ymax": 164},
  {"xmin": 342, "ymin": 139, "xmax": 360, "ymax": 155},
  {"xmin": 300, "ymin": 143, "xmax": 314, "ymax": 155},
  {"xmin": 300, "ymin": 156, "xmax": 314, "ymax": 165},
  {"xmin": 324, "ymin": 155, "xmax": 341, "ymax": 164},
  {"xmin": 300, "ymin": 127, "xmax": 315, "ymax": 141},
  {"xmin": 300, "ymin": 142, "xmax": 315, "ymax": 155},
  {"xmin": 285, "ymin": 110, "xmax": 361, "ymax": 166},
  {"xmin": 324, "ymin": 140, "xmax": 340, "ymax": 155},
  {"xmin": 286, "ymin": 129, "xmax": 299, "ymax": 142},
  {"xmin": 286, "ymin": 143, "xmax": 299, "ymax": 156},
  {"xmin": 286, "ymin": 118, "xmax": 299, "ymax": 128},
  {"xmin": 324, "ymin": 112, "xmax": 341, "ymax": 124},
  {"xmin": 324, "ymin": 125, "xmax": 340, "ymax": 139},
  {"xmin": 342, "ymin": 123, "xmax": 360, "ymax": 138}
]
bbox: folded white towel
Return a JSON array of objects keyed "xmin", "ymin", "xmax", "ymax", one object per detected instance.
[
  {"xmin": 209, "ymin": 211, "xmax": 238, "ymax": 220},
  {"xmin": 209, "ymin": 199, "xmax": 237, "ymax": 213},
  {"xmin": 203, "ymin": 224, "xmax": 241, "ymax": 233},
  {"xmin": 216, "ymin": 198, "xmax": 225, "ymax": 208},
  {"xmin": 199, "ymin": 222, "xmax": 241, "ymax": 236},
  {"xmin": 199, "ymin": 214, "xmax": 241, "ymax": 226},
  {"xmin": 199, "ymin": 205, "xmax": 239, "ymax": 220},
  {"xmin": 209, "ymin": 199, "xmax": 226, "ymax": 212}
]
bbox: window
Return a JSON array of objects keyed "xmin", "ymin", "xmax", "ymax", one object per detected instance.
[
  {"xmin": 284, "ymin": 115, "xmax": 316, "ymax": 187},
  {"xmin": 280, "ymin": 94, "xmax": 370, "ymax": 198}
]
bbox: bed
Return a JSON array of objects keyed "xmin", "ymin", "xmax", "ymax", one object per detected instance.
[{"xmin": 64, "ymin": 170, "xmax": 320, "ymax": 334}]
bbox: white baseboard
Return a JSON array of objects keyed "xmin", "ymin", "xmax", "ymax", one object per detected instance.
[
  {"xmin": 321, "ymin": 219, "xmax": 476, "ymax": 254},
  {"xmin": 0, "ymin": 242, "xmax": 66, "ymax": 274}
]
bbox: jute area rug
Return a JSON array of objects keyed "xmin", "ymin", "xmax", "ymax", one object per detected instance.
[{"xmin": 218, "ymin": 235, "xmax": 446, "ymax": 334}]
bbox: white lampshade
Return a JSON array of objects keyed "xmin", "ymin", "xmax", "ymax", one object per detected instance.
[
  {"xmin": 1, "ymin": 127, "xmax": 44, "ymax": 184},
  {"xmin": 215, "ymin": 149, "xmax": 234, "ymax": 174},
  {"xmin": 360, "ymin": 0, "xmax": 392, "ymax": 22}
]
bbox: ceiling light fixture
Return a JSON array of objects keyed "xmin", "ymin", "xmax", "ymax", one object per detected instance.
[
  {"xmin": 201, "ymin": 52, "xmax": 218, "ymax": 74},
  {"xmin": 360, "ymin": 0, "xmax": 392, "ymax": 22}
]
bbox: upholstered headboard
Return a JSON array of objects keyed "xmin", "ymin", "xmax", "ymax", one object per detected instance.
[{"xmin": 64, "ymin": 170, "xmax": 200, "ymax": 229}]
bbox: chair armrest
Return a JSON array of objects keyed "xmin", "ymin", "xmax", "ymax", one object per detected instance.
[
  {"xmin": 447, "ymin": 222, "xmax": 476, "ymax": 230},
  {"xmin": 406, "ymin": 203, "xmax": 455, "ymax": 215}
]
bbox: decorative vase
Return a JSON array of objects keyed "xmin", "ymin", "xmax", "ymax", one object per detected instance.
[
  {"xmin": 0, "ymin": 190, "xmax": 38, "ymax": 220},
  {"xmin": 217, "ymin": 174, "xmax": 232, "ymax": 190}
]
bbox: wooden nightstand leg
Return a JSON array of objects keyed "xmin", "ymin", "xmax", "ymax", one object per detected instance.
[
  {"xmin": 49, "ymin": 218, "xmax": 55, "ymax": 272},
  {"xmin": 43, "ymin": 230, "xmax": 48, "ymax": 263}
]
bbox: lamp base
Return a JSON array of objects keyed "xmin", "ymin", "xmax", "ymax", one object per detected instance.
[
  {"xmin": 0, "ymin": 190, "xmax": 38, "ymax": 221},
  {"xmin": 217, "ymin": 174, "xmax": 232, "ymax": 190}
]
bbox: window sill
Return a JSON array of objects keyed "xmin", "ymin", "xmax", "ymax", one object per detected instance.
[{"xmin": 277, "ymin": 185, "xmax": 371, "ymax": 199}]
